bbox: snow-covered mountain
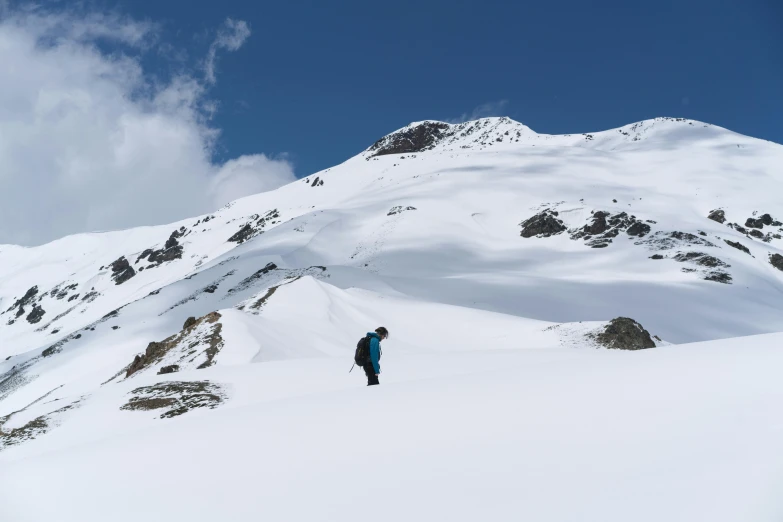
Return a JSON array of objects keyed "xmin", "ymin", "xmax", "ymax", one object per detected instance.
[{"xmin": 1, "ymin": 116, "xmax": 783, "ymax": 522}]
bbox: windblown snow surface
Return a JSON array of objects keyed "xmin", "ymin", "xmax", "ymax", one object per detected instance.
[{"xmin": 1, "ymin": 117, "xmax": 783, "ymax": 521}]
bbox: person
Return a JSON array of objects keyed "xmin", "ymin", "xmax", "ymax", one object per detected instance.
[{"xmin": 363, "ymin": 327, "xmax": 388, "ymax": 386}]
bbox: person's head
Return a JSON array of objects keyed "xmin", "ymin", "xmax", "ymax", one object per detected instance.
[{"xmin": 375, "ymin": 327, "xmax": 389, "ymax": 340}]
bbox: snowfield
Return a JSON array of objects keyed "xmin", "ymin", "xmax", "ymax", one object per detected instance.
[{"xmin": 1, "ymin": 116, "xmax": 783, "ymax": 521}]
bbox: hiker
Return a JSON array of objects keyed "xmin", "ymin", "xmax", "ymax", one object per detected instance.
[{"xmin": 356, "ymin": 327, "xmax": 388, "ymax": 386}]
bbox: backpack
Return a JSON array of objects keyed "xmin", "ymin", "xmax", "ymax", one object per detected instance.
[{"xmin": 354, "ymin": 336, "xmax": 370, "ymax": 366}]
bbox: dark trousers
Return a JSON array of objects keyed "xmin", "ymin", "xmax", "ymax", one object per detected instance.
[{"xmin": 363, "ymin": 364, "xmax": 379, "ymax": 386}]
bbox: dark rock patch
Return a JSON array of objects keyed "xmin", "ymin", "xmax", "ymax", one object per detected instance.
[
  {"xmin": 110, "ymin": 256, "xmax": 136, "ymax": 285},
  {"xmin": 626, "ymin": 221, "xmax": 651, "ymax": 237},
  {"xmin": 26, "ymin": 305, "xmax": 46, "ymax": 324},
  {"xmin": 125, "ymin": 312, "xmax": 223, "ymax": 378},
  {"xmin": 770, "ymin": 254, "xmax": 783, "ymax": 272},
  {"xmin": 570, "ymin": 211, "xmax": 650, "ymax": 247},
  {"xmin": 636, "ymin": 231, "xmax": 715, "ymax": 251},
  {"xmin": 724, "ymin": 240, "xmax": 750, "ymax": 255},
  {"xmin": 5, "ymin": 286, "xmax": 38, "ymax": 315},
  {"xmin": 388, "ymin": 206, "xmax": 417, "ymax": 216},
  {"xmin": 650, "ymin": 254, "xmax": 664, "ymax": 260},
  {"xmin": 227, "ymin": 262, "xmax": 278, "ymax": 294},
  {"xmin": 727, "ymin": 223, "xmax": 748, "ymax": 235},
  {"xmin": 120, "ymin": 381, "xmax": 225, "ymax": 419},
  {"xmin": 227, "ymin": 209, "xmax": 280, "ymax": 244},
  {"xmin": 81, "ymin": 290, "xmax": 100, "ymax": 302},
  {"xmin": 310, "ymin": 176, "xmax": 324, "ymax": 187},
  {"xmin": 707, "ymin": 209, "xmax": 726, "ymax": 224},
  {"xmin": 520, "ymin": 209, "xmax": 566, "ymax": 238},
  {"xmin": 158, "ymin": 365, "xmax": 179, "ymax": 375},
  {"xmin": 593, "ymin": 317, "xmax": 656, "ymax": 350},
  {"xmin": 750, "ymin": 229, "xmax": 764, "ymax": 239},
  {"xmin": 704, "ymin": 271, "xmax": 732, "ymax": 284},
  {"xmin": 673, "ymin": 252, "xmax": 729, "ymax": 268},
  {"xmin": 135, "ymin": 229, "xmax": 186, "ymax": 268},
  {"xmin": 369, "ymin": 121, "xmax": 450, "ymax": 157},
  {"xmin": 67, "ymin": 294, "xmax": 79, "ymax": 302},
  {"xmin": 183, "ymin": 316, "xmax": 197, "ymax": 330},
  {"xmin": 745, "ymin": 217, "xmax": 764, "ymax": 229}
]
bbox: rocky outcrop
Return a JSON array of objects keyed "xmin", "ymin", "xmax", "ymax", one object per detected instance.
[
  {"xmin": 707, "ymin": 209, "xmax": 726, "ymax": 224},
  {"xmin": 227, "ymin": 209, "xmax": 280, "ymax": 244},
  {"xmin": 137, "ymin": 228, "xmax": 186, "ymax": 268},
  {"xmin": 120, "ymin": 381, "xmax": 225, "ymax": 419},
  {"xmin": 520, "ymin": 209, "xmax": 566, "ymax": 238},
  {"xmin": 110, "ymin": 256, "xmax": 136, "ymax": 285},
  {"xmin": 125, "ymin": 312, "xmax": 223, "ymax": 378},
  {"xmin": 26, "ymin": 305, "xmax": 46, "ymax": 324},
  {"xmin": 5, "ymin": 285, "xmax": 38, "ymax": 316},
  {"xmin": 569, "ymin": 211, "xmax": 651, "ymax": 248},
  {"xmin": 770, "ymin": 254, "xmax": 783, "ymax": 272},
  {"xmin": 593, "ymin": 317, "xmax": 656, "ymax": 350},
  {"xmin": 673, "ymin": 252, "xmax": 729, "ymax": 268},
  {"xmin": 724, "ymin": 240, "xmax": 750, "ymax": 255},
  {"xmin": 388, "ymin": 206, "xmax": 417, "ymax": 216},
  {"xmin": 369, "ymin": 122, "xmax": 450, "ymax": 157}
]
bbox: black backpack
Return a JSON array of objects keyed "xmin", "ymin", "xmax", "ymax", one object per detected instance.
[{"xmin": 354, "ymin": 336, "xmax": 370, "ymax": 366}]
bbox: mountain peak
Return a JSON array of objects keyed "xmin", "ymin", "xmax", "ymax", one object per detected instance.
[{"xmin": 365, "ymin": 116, "xmax": 535, "ymax": 157}]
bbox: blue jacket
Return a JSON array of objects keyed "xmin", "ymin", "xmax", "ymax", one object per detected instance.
[{"xmin": 367, "ymin": 332, "xmax": 382, "ymax": 374}]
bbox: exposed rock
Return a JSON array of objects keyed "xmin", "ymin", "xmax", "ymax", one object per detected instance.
[
  {"xmin": 158, "ymin": 365, "xmax": 179, "ymax": 375},
  {"xmin": 750, "ymin": 229, "xmax": 764, "ymax": 239},
  {"xmin": 570, "ymin": 211, "xmax": 650, "ymax": 247},
  {"xmin": 227, "ymin": 224, "xmax": 257, "ymax": 243},
  {"xmin": 520, "ymin": 209, "xmax": 566, "ymax": 238},
  {"xmin": 136, "ymin": 229, "xmax": 185, "ymax": 268},
  {"xmin": 125, "ymin": 312, "xmax": 223, "ymax": 378},
  {"xmin": 5, "ymin": 285, "xmax": 38, "ymax": 314},
  {"xmin": 26, "ymin": 305, "xmax": 46, "ymax": 324},
  {"xmin": 724, "ymin": 240, "xmax": 750, "ymax": 255},
  {"xmin": 650, "ymin": 254, "xmax": 664, "ymax": 260},
  {"xmin": 704, "ymin": 271, "xmax": 732, "ymax": 284},
  {"xmin": 707, "ymin": 209, "xmax": 726, "ymax": 224},
  {"xmin": 227, "ymin": 262, "xmax": 279, "ymax": 294},
  {"xmin": 81, "ymin": 290, "xmax": 100, "ymax": 302},
  {"xmin": 745, "ymin": 217, "xmax": 764, "ymax": 229},
  {"xmin": 728, "ymin": 223, "xmax": 748, "ymax": 235},
  {"xmin": 110, "ymin": 256, "xmax": 136, "ymax": 285},
  {"xmin": 759, "ymin": 214, "xmax": 774, "ymax": 226},
  {"xmin": 673, "ymin": 252, "xmax": 729, "ymax": 268},
  {"xmin": 369, "ymin": 121, "xmax": 450, "ymax": 157},
  {"xmin": 626, "ymin": 221, "xmax": 651, "ymax": 237},
  {"xmin": 636, "ymin": 231, "xmax": 715, "ymax": 251},
  {"xmin": 593, "ymin": 317, "xmax": 656, "ymax": 350},
  {"xmin": 227, "ymin": 210, "xmax": 280, "ymax": 244},
  {"xmin": 183, "ymin": 316, "xmax": 197, "ymax": 330},
  {"xmin": 388, "ymin": 206, "xmax": 417, "ymax": 216},
  {"xmin": 770, "ymin": 254, "xmax": 783, "ymax": 272},
  {"xmin": 120, "ymin": 381, "xmax": 225, "ymax": 419},
  {"xmin": 310, "ymin": 176, "xmax": 324, "ymax": 187}
]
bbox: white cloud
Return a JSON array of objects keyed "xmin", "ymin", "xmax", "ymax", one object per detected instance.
[
  {"xmin": 0, "ymin": 6, "xmax": 293, "ymax": 246},
  {"xmin": 210, "ymin": 154, "xmax": 296, "ymax": 209},
  {"xmin": 448, "ymin": 100, "xmax": 510, "ymax": 124},
  {"xmin": 204, "ymin": 18, "xmax": 251, "ymax": 84}
]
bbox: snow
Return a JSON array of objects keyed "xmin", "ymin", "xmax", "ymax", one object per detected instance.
[{"xmin": 1, "ymin": 116, "xmax": 783, "ymax": 521}]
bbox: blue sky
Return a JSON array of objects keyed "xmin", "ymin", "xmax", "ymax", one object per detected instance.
[{"xmin": 122, "ymin": 0, "xmax": 782, "ymax": 175}]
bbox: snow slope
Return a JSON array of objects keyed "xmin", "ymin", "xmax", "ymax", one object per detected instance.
[{"xmin": 1, "ymin": 116, "xmax": 783, "ymax": 521}]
